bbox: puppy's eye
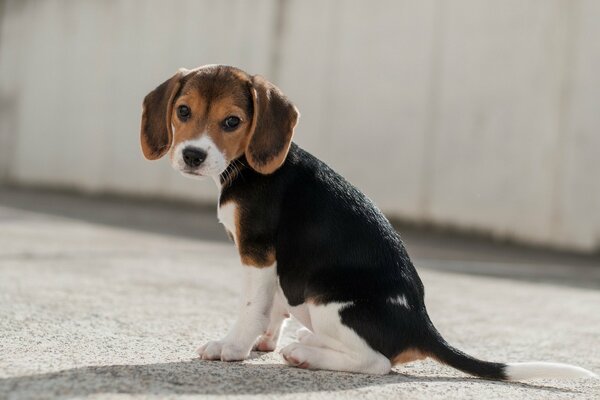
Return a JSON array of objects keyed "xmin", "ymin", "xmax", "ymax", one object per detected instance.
[
  {"xmin": 177, "ymin": 105, "xmax": 191, "ymax": 120},
  {"xmin": 222, "ymin": 116, "xmax": 241, "ymax": 131}
]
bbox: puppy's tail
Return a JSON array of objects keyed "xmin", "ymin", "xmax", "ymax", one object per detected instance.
[{"xmin": 424, "ymin": 328, "xmax": 597, "ymax": 381}]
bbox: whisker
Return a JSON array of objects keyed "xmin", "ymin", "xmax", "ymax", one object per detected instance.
[{"xmin": 233, "ymin": 159, "xmax": 242, "ymax": 181}]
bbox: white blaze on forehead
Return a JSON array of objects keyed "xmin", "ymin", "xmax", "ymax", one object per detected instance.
[{"xmin": 186, "ymin": 135, "xmax": 216, "ymax": 152}]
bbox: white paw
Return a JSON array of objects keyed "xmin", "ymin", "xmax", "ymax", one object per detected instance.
[
  {"xmin": 254, "ymin": 335, "xmax": 277, "ymax": 352},
  {"xmin": 220, "ymin": 342, "xmax": 249, "ymax": 361},
  {"xmin": 281, "ymin": 342, "xmax": 311, "ymax": 369},
  {"xmin": 197, "ymin": 340, "xmax": 224, "ymax": 360},
  {"xmin": 197, "ymin": 340, "xmax": 249, "ymax": 361}
]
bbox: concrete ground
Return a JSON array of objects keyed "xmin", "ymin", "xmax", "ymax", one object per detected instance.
[{"xmin": 0, "ymin": 187, "xmax": 599, "ymax": 400}]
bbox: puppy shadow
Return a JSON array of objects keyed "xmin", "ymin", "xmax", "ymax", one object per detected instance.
[{"xmin": 0, "ymin": 358, "xmax": 579, "ymax": 398}]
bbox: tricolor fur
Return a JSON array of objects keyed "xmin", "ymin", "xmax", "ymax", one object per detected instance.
[{"xmin": 140, "ymin": 65, "xmax": 597, "ymax": 381}]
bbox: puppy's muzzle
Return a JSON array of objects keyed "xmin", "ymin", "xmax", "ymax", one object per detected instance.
[{"xmin": 182, "ymin": 147, "xmax": 207, "ymax": 168}]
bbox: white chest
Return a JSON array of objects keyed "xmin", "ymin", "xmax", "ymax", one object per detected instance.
[{"xmin": 217, "ymin": 201, "xmax": 237, "ymax": 242}]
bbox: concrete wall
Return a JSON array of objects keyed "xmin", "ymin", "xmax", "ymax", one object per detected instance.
[{"xmin": 1, "ymin": 0, "xmax": 599, "ymax": 252}]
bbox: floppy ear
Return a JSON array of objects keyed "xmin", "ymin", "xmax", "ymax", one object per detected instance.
[
  {"xmin": 245, "ymin": 75, "xmax": 299, "ymax": 174},
  {"xmin": 140, "ymin": 68, "xmax": 189, "ymax": 160}
]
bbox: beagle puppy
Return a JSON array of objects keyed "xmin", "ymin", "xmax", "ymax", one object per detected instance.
[{"xmin": 140, "ymin": 65, "xmax": 596, "ymax": 380}]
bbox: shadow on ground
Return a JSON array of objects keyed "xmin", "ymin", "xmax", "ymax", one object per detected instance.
[
  {"xmin": 0, "ymin": 186, "xmax": 228, "ymax": 242},
  {"xmin": 1, "ymin": 185, "xmax": 599, "ymax": 290},
  {"xmin": 0, "ymin": 360, "xmax": 578, "ymax": 397}
]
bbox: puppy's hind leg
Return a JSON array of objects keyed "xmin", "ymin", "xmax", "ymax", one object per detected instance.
[{"xmin": 281, "ymin": 302, "xmax": 391, "ymax": 375}]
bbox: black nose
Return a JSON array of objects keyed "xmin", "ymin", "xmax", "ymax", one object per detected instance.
[{"xmin": 182, "ymin": 147, "xmax": 207, "ymax": 168}]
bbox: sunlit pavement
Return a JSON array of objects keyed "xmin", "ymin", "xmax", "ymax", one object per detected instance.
[{"xmin": 1, "ymin": 187, "xmax": 599, "ymax": 400}]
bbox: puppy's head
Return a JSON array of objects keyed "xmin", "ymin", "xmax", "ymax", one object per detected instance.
[{"xmin": 140, "ymin": 65, "xmax": 299, "ymax": 177}]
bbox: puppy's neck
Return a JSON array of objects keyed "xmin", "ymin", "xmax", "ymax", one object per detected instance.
[{"xmin": 215, "ymin": 157, "xmax": 248, "ymax": 191}]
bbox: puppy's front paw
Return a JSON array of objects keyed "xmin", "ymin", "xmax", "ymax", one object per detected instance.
[
  {"xmin": 254, "ymin": 333, "xmax": 278, "ymax": 352},
  {"xmin": 197, "ymin": 340, "xmax": 249, "ymax": 361},
  {"xmin": 220, "ymin": 342, "xmax": 249, "ymax": 361},
  {"xmin": 197, "ymin": 340, "xmax": 225, "ymax": 360}
]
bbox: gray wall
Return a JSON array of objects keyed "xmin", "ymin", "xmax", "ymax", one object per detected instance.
[{"xmin": 1, "ymin": 0, "xmax": 599, "ymax": 252}]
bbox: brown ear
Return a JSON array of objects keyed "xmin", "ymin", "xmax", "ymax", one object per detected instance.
[
  {"xmin": 245, "ymin": 75, "xmax": 299, "ymax": 174},
  {"xmin": 140, "ymin": 69, "xmax": 189, "ymax": 160}
]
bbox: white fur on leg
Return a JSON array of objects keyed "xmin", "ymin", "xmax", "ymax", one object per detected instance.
[
  {"xmin": 281, "ymin": 302, "xmax": 391, "ymax": 375},
  {"xmin": 296, "ymin": 327, "xmax": 313, "ymax": 341},
  {"xmin": 254, "ymin": 291, "xmax": 289, "ymax": 352},
  {"xmin": 506, "ymin": 362, "xmax": 598, "ymax": 380},
  {"xmin": 198, "ymin": 265, "xmax": 277, "ymax": 361}
]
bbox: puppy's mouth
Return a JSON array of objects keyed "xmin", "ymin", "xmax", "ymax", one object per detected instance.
[
  {"xmin": 180, "ymin": 166, "xmax": 226, "ymax": 179},
  {"xmin": 181, "ymin": 169, "xmax": 206, "ymax": 178},
  {"xmin": 183, "ymin": 169, "xmax": 203, "ymax": 176}
]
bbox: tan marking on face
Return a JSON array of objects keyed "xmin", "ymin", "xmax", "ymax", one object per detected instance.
[
  {"xmin": 170, "ymin": 91, "xmax": 206, "ymax": 149},
  {"xmin": 168, "ymin": 69, "xmax": 254, "ymax": 163},
  {"xmin": 391, "ymin": 348, "xmax": 428, "ymax": 365},
  {"xmin": 207, "ymin": 99, "xmax": 250, "ymax": 160}
]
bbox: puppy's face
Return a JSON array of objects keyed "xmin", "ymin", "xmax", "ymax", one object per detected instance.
[
  {"xmin": 169, "ymin": 69, "xmax": 253, "ymax": 178},
  {"xmin": 140, "ymin": 65, "xmax": 299, "ymax": 178}
]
